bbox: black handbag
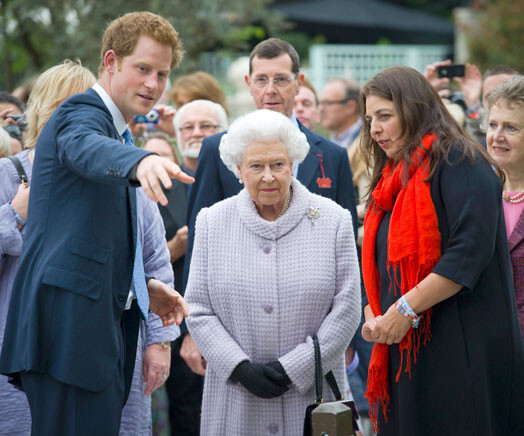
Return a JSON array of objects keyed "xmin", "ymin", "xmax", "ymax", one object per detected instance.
[{"xmin": 303, "ymin": 335, "xmax": 360, "ymax": 436}]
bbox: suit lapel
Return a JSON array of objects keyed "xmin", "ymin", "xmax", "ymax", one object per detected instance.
[
  {"xmin": 297, "ymin": 123, "xmax": 321, "ymax": 189},
  {"xmin": 88, "ymin": 87, "xmax": 139, "ymax": 252},
  {"xmin": 508, "ymin": 207, "xmax": 524, "ymax": 252}
]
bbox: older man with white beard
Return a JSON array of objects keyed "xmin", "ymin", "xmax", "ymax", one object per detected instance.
[{"xmin": 144, "ymin": 99, "xmax": 227, "ymax": 436}]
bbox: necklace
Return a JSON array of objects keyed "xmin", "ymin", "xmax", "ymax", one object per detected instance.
[
  {"xmin": 503, "ymin": 189, "xmax": 524, "ymax": 204},
  {"xmin": 278, "ymin": 189, "xmax": 292, "ymax": 218}
]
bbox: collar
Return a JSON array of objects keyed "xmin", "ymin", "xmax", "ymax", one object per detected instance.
[
  {"xmin": 236, "ymin": 178, "xmax": 314, "ymax": 241},
  {"xmin": 92, "ymin": 83, "xmax": 128, "ymax": 137},
  {"xmin": 290, "ymin": 111, "xmax": 299, "ymax": 127},
  {"xmin": 331, "ymin": 118, "xmax": 362, "ymax": 148}
]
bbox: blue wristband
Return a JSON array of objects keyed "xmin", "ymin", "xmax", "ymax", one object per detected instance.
[
  {"xmin": 8, "ymin": 201, "xmax": 26, "ymax": 227},
  {"xmin": 395, "ymin": 295, "xmax": 422, "ymax": 328}
]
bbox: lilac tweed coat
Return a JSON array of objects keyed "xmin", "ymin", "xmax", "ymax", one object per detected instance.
[
  {"xmin": 508, "ymin": 206, "xmax": 524, "ymax": 338},
  {"xmin": 186, "ymin": 178, "xmax": 362, "ymax": 436}
]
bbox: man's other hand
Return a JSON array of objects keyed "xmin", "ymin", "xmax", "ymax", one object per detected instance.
[{"xmin": 146, "ymin": 278, "xmax": 189, "ymax": 326}]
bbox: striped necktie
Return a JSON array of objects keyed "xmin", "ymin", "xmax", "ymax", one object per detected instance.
[{"xmin": 122, "ymin": 128, "xmax": 149, "ymax": 318}]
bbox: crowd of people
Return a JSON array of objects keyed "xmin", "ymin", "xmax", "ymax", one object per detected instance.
[{"xmin": 0, "ymin": 9, "xmax": 523, "ymax": 436}]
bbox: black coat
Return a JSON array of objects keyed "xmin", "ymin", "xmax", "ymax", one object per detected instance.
[
  {"xmin": 158, "ymin": 178, "xmax": 188, "ymax": 294},
  {"xmin": 374, "ymin": 148, "xmax": 524, "ymax": 435}
]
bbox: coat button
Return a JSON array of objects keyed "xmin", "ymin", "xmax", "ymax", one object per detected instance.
[
  {"xmin": 267, "ymin": 423, "xmax": 278, "ymax": 434},
  {"xmin": 263, "ymin": 245, "xmax": 271, "ymax": 254},
  {"xmin": 264, "ymin": 304, "xmax": 273, "ymax": 314},
  {"xmin": 118, "ymin": 293, "xmax": 127, "ymax": 302}
]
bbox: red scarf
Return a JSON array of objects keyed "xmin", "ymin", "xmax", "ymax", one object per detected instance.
[{"xmin": 362, "ymin": 134, "xmax": 441, "ymax": 433}]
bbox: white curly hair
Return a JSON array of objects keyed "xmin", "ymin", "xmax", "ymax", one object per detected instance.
[{"xmin": 219, "ymin": 109, "xmax": 309, "ymax": 178}]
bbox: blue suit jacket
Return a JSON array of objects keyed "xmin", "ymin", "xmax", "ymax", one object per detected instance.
[
  {"xmin": 182, "ymin": 123, "xmax": 358, "ymax": 302},
  {"xmin": 0, "ymin": 89, "xmax": 153, "ymax": 392}
]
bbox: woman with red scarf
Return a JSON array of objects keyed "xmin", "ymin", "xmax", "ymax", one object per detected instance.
[{"xmin": 359, "ymin": 66, "xmax": 524, "ymax": 435}]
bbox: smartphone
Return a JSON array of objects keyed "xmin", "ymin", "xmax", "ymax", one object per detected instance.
[{"xmin": 437, "ymin": 64, "xmax": 465, "ymax": 79}]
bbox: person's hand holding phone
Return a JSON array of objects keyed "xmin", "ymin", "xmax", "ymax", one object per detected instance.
[
  {"xmin": 424, "ymin": 59, "xmax": 453, "ymax": 95},
  {"xmin": 453, "ymin": 63, "xmax": 482, "ymax": 110}
]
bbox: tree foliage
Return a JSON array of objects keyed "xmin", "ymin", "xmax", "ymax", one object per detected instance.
[
  {"xmin": 0, "ymin": 0, "xmax": 288, "ymax": 90},
  {"xmin": 467, "ymin": 0, "xmax": 524, "ymax": 72}
]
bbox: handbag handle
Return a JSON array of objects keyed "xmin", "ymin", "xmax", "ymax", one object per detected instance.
[
  {"xmin": 7, "ymin": 156, "xmax": 28, "ymax": 185},
  {"xmin": 313, "ymin": 335, "xmax": 323, "ymax": 403},
  {"xmin": 312, "ymin": 335, "xmax": 344, "ymax": 403}
]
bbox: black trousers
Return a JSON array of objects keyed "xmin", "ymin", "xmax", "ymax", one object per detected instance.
[
  {"xmin": 20, "ymin": 301, "xmax": 140, "ymax": 436},
  {"xmin": 165, "ymin": 335, "xmax": 204, "ymax": 436}
]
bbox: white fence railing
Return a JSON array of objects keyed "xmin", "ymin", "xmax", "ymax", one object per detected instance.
[{"xmin": 309, "ymin": 44, "xmax": 452, "ymax": 89}]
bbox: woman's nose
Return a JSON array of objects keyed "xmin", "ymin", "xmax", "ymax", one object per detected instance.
[
  {"xmin": 370, "ymin": 119, "xmax": 381, "ymax": 136},
  {"xmin": 492, "ymin": 126, "xmax": 504, "ymax": 142},
  {"xmin": 262, "ymin": 166, "xmax": 274, "ymax": 182}
]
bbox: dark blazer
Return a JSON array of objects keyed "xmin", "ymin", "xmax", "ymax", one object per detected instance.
[
  {"xmin": 158, "ymin": 179, "xmax": 188, "ymax": 292},
  {"xmin": 508, "ymin": 208, "xmax": 524, "ymax": 338},
  {"xmin": 0, "ymin": 89, "xmax": 153, "ymax": 392},
  {"xmin": 183, "ymin": 122, "xmax": 358, "ymax": 293}
]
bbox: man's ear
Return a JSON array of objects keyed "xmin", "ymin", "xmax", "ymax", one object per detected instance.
[
  {"xmin": 104, "ymin": 50, "xmax": 118, "ymax": 75},
  {"xmin": 347, "ymin": 99, "xmax": 358, "ymax": 113},
  {"xmin": 244, "ymin": 75, "xmax": 251, "ymax": 86},
  {"xmin": 296, "ymin": 73, "xmax": 305, "ymax": 95}
]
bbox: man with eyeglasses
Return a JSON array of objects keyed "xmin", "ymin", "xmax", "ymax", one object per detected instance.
[
  {"xmin": 184, "ymin": 38, "xmax": 358, "ymax": 289},
  {"xmin": 320, "ymin": 78, "xmax": 362, "ymax": 150}
]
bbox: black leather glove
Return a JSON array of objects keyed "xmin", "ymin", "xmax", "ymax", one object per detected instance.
[
  {"xmin": 266, "ymin": 360, "xmax": 292, "ymax": 387},
  {"xmin": 230, "ymin": 361, "xmax": 289, "ymax": 399}
]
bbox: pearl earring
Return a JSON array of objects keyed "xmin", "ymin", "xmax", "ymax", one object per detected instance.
[{"xmin": 239, "ymin": 179, "xmax": 243, "ymax": 184}]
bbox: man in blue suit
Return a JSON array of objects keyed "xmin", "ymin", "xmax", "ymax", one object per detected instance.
[
  {"xmin": 0, "ymin": 12, "xmax": 192, "ymax": 435},
  {"xmin": 184, "ymin": 38, "xmax": 358, "ymax": 287},
  {"xmin": 180, "ymin": 39, "xmax": 359, "ymax": 379}
]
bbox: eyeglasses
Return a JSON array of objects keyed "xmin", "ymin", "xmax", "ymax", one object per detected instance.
[
  {"xmin": 252, "ymin": 74, "xmax": 297, "ymax": 89},
  {"xmin": 178, "ymin": 123, "xmax": 220, "ymax": 135},
  {"xmin": 318, "ymin": 98, "xmax": 351, "ymax": 106}
]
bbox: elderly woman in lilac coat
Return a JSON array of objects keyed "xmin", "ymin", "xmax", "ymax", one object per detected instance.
[
  {"xmin": 0, "ymin": 61, "xmax": 179, "ymax": 436},
  {"xmin": 185, "ymin": 109, "xmax": 362, "ymax": 435}
]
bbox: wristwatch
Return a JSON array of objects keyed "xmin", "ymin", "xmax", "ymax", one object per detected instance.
[{"xmin": 159, "ymin": 341, "xmax": 171, "ymax": 349}]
